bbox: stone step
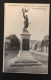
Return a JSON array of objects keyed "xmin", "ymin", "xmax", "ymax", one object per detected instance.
[
  {"xmin": 15, "ymin": 61, "xmax": 38, "ymax": 63},
  {"xmin": 10, "ymin": 62, "xmax": 42, "ymax": 67}
]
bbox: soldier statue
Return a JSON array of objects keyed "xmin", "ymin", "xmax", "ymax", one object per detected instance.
[{"xmin": 22, "ymin": 9, "xmax": 30, "ymax": 31}]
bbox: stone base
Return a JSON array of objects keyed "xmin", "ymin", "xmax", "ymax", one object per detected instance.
[
  {"xmin": 10, "ymin": 51, "xmax": 42, "ymax": 66},
  {"xmin": 16, "ymin": 51, "xmax": 38, "ymax": 62}
]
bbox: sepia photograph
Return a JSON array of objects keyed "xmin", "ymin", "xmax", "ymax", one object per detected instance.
[{"xmin": 3, "ymin": 3, "xmax": 50, "ymax": 74}]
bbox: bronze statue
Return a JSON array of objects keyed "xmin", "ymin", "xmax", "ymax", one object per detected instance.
[{"xmin": 22, "ymin": 9, "xmax": 29, "ymax": 31}]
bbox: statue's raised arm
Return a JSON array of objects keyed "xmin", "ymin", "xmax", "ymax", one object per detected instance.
[{"xmin": 22, "ymin": 9, "xmax": 26, "ymax": 18}]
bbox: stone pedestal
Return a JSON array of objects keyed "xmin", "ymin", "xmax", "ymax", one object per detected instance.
[
  {"xmin": 16, "ymin": 31, "xmax": 35, "ymax": 62},
  {"xmin": 16, "ymin": 31, "xmax": 37, "ymax": 63},
  {"xmin": 10, "ymin": 31, "xmax": 42, "ymax": 67},
  {"xmin": 20, "ymin": 31, "xmax": 30, "ymax": 51}
]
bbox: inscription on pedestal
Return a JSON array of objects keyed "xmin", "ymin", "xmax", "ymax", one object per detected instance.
[{"xmin": 22, "ymin": 39, "xmax": 29, "ymax": 50}]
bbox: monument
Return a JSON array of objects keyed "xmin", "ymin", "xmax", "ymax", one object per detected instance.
[
  {"xmin": 13, "ymin": 9, "xmax": 41, "ymax": 64},
  {"xmin": 11, "ymin": 9, "xmax": 42, "ymax": 66}
]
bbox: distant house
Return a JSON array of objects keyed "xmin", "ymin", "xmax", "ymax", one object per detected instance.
[{"xmin": 5, "ymin": 37, "xmax": 11, "ymax": 51}]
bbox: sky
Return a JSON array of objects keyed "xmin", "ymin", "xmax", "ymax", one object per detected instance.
[{"xmin": 4, "ymin": 3, "xmax": 50, "ymax": 40}]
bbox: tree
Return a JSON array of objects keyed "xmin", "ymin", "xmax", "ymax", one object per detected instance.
[
  {"xmin": 10, "ymin": 34, "xmax": 20, "ymax": 50},
  {"xmin": 41, "ymin": 39, "xmax": 49, "ymax": 52}
]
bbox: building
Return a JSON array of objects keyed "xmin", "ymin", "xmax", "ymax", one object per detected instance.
[{"xmin": 5, "ymin": 37, "xmax": 11, "ymax": 51}]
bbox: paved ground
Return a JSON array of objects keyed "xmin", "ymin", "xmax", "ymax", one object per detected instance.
[
  {"xmin": 3, "ymin": 50, "xmax": 48, "ymax": 74},
  {"xmin": 31, "ymin": 50, "xmax": 48, "ymax": 66}
]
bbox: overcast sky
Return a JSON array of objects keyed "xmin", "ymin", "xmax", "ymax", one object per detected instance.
[{"xmin": 4, "ymin": 3, "xmax": 50, "ymax": 40}]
